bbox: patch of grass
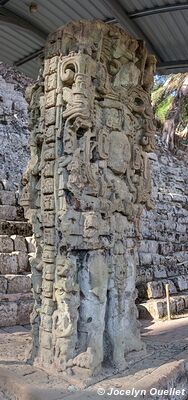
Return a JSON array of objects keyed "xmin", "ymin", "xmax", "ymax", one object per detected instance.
[{"xmin": 155, "ymin": 95, "xmax": 174, "ymax": 122}]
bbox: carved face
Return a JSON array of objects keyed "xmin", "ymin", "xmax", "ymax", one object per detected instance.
[
  {"xmin": 108, "ymin": 131, "xmax": 131, "ymax": 174},
  {"xmin": 83, "ymin": 212, "xmax": 99, "ymax": 238}
]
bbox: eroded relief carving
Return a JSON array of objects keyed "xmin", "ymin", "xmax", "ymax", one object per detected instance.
[{"xmin": 21, "ymin": 20, "xmax": 156, "ymax": 376}]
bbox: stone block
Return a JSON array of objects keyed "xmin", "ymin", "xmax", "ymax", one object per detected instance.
[
  {"xmin": 45, "ymin": 90, "xmax": 56, "ymax": 108},
  {"xmin": 166, "ymin": 265, "xmax": 179, "ymax": 277},
  {"xmin": 0, "ymin": 276, "xmax": 7, "ymax": 294},
  {"xmin": 173, "ymin": 276, "xmax": 188, "ymax": 291},
  {"xmin": 176, "ymin": 224, "xmax": 186, "ymax": 234},
  {"xmin": 183, "ymin": 295, "xmax": 188, "ymax": 309},
  {"xmin": 0, "ymin": 220, "xmax": 32, "ymax": 236},
  {"xmin": 162, "ymin": 279, "xmax": 177, "ymax": 294},
  {"xmin": 0, "ymin": 190, "xmax": 16, "ymax": 206},
  {"xmin": 45, "ymin": 107, "xmax": 56, "ymax": 126},
  {"xmin": 0, "ymin": 301, "xmax": 17, "ymax": 327},
  {"xmin": 17, "ymin": 252, "xmax": 29, "ymax": 272},
  {"xmin": 0, "ymin": 235, "xmax": 14, "ymax": 253},
  {"xmin": 153, "ymin": 265, "xmax": 167, "ymax": 279},
  {"xmin": 158, "ymin": 242, "xmax": 173, "ymax": 256},
  {"xmin": 6, "ymin": 274, "xmax": 31, "ymax": 294},
  {"xmin": 139, "ymin": 252, "xmax": 152, "ymax": 265},
  {"xmin": 176, "ymin": 297, "xmax": 185, "ymax": 313},
  {"xmin": 11, "ymin": 235, "xmax": 27, "ymax": 252},
  {"xmin": 46, "ymin": 73, "xmax": 57, "ymax": 92},
  {"xmin": 171, "ymin": 194, "xmax": 186, "ymax": 202},
  {"xmin": 17, "ymin": 299, "xmax": 33, "ymax": 325},
  {"xmin": 0, "ymin": 252, "xmax": 18, "ymax": 274},
  {"xmin": 138, "ymin": 300, "xmax": 164, "ymax": 320},
  {"xmin": 147, "ymin": 281, "xmax": 164, "ymax": 299},
  {"xmin": 25, "ymin": 236, "xmax": 35, "ymax": 253},
  {"xmin": 0, "ymin": 205, "xmax": 18, "ymax": 221}
]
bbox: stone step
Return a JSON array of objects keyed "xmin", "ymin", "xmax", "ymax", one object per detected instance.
[
  {"xmin": 0, "ymin": 190, "xmax": 16, "ymax": 206},
  {"xmin": 137, "ymin": 275, "xmax": 188, "ymax": 301},
  {"xmin": 0, "ymin": 293, "xmax": 33, "ymax": 327},
  {"xmin": 138, "ymin": 292, "xmax": 188, "ymax": 320},
  {"xmin": 0, "ymin": 274, "xmax": 31, "ymax": 294},
  {"xmin": 0, "ymin": 235, "xmax": 35, "ymax": 254},
  {"xmin": 0, "ymin": 205, "xmax": 24, "ymax": 221},
  {"xmin": 0, "ymin": 220, "xmax": 32, "ymax": 236},
  {"xmin": 0, "ymin": 251, "xmax": 29, "ymax": 274}
]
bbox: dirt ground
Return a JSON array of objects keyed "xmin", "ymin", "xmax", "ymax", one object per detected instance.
[{"xmin": 0, "ymin": 317, "xmax": 188, "ymax": 399}]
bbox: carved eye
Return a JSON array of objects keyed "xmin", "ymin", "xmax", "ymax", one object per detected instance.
[
  {"xmin": 108, "ymin": 59, "xmax": 120, "ymax": 75},
  {"xmin": 62, "ymin": 64, "xmax": 76, "ymax": 85},
  {"xmin": 141, "ymin": 135, "xmax": 149, "ymax": 145},
  {"xmin": 135, "ymin": 97, "xmax": 144, "ymax": 106}
]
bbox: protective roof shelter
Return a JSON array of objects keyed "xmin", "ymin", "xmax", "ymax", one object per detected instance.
[{"xmin": 0, "ymin": 0, "xmax": 188, "ymax": 78}]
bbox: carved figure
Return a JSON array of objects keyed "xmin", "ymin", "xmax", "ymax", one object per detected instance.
[{"xmin": 21, "ymin": 20, "xmax": 155, "ymax": 375}]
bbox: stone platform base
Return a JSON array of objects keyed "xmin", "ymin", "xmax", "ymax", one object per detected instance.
[
  {"xmin": 0, "ymin": 292, "xmax": 33, "ymax": 327},
  {"xmin": 138, "ymin": 292, "xmax": 188, "ymax": 320},
  {"xmin": 0, "ymin": 318, "xmax": 188, "ymax": 399}
]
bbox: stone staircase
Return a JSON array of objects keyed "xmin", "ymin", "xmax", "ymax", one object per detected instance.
[
  {"xmin": 0, "ymin": 189, "xmax": 34, "ymax": 327},
  {"xmin": 137, "ymin": 256, "xmax": 188, "ymax": 320},
  {"xmin": 137, "ymin": 140, "xmax": 188, "ymax": 320}
]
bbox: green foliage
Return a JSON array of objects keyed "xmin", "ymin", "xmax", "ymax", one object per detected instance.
[
  {"xmin": 180, "ymin": 95, "xmax": 188, "ymax": 125},
  {"xmin": 151, "ymin": 86, "xmax": 164, "ymax": 106},
  {"xmin": 155, "ymin": 95, "xmax": 173, "ymax": 122}
]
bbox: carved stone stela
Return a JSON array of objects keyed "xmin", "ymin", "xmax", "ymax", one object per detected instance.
[{"xmin": 21, "ymin": 20, "xmax": 156, "ymax": 375}]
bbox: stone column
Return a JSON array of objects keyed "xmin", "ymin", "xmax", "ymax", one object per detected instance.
[{"xmin": 21, "ymin": 20, "xmax": 156, "ymax": 376}]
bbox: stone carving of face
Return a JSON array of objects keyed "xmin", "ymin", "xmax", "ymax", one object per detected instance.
[
  {"xmin": 108, "ymin": 131, "xmax": 131, "ymax": 174},
  {"xmin": 83, "ymin": 212, "xmax": 99, "ymax": 238}
]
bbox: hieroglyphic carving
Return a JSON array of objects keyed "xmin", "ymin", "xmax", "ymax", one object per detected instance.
[{"xmin": 21, "ymin": 20, "xmax": 156, "ymax": 376}]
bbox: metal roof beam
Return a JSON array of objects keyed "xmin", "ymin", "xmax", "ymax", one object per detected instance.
[
  {"xmin": 157, "ymin": 59, "xmax": 188, "ymax": 70},
  {"xmin": 14, "ymin": 48, "xmax": 44, "ymax": 67},
  {"xmin": 0, "ymin": 0, "xmax": 10, "ymax": 5},
  {"xmin": 130, "ymin": 3, "xmax": 188, "ymax": 19},
  {"xmin": 0, "ymin": 7, "xmax": 47, "ymax": 40},
  {"xmin": 102, "ymin": 0, "xmax": 162, "ymax": 61}
]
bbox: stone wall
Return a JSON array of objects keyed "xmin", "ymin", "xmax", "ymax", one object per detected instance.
[
  {"xmin": 0, "ymin": 64, "xmax": 34, "ymax": 327},
  {"xmin": 0, "ymin": 63, "xmax": 32, "ymax": 190},
  {"xmin": 137, "ymin": 135, "xmax": 188, "ymax": 319}
]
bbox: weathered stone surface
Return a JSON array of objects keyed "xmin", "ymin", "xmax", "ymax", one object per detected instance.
[
  {"xmin": 17, "ymin": 299, "xmax": 33, "ymax": 325},
  {"xmin": 0, "ymin": 276, "xmax": 7, "ymax": 294},
  {"xmin": 0, "ymin": 220, "xmax": 32, "ymax": 236},
  {"xmin": 137, "ymin": 134, "xmax": 188, "ymax": 315},
  {"xmin": 5, "ymin": 274, "xmax": 31, "ymax": 294},
  {"xmin": 0, "ymin": 295, "xmax": 33, "ymax": 327},
  {"xmin": 21, "ymin": 20, "xmax": 155, "ymax": 374},
  {"xmin": 0, "ymin": 253, "xmax": 18, "ymax": 274},
  {"xmin": 0, "ymin": 235, "xmax": 14, "ymax": 253},
  {"xmin": 139, "ymin": 293, "xmax": 188, "ymax": 320},
  {"xmin": 173, "ymin": 276, "xmax": 188, "ymax": 291},
  {"xmin": 0, "ymin": 190, "xmax": 16, "ymax": 206},
  {"xmin": 0, "ymin": 205, "xmax": 19, "ymax": 221},
  {"xmin": 0, "ymin": 72, "xmax": 31, "ymax": 191},
  {"xmin": 25, "ymin": 236, "xmax": 35, "ymax": 253},
  {"xmin": 0, "ymin": 302, "xmax": 17, "ymax": 327},
  {"xmin": 17, "ymin": 252, "xmax": 29, "ymax": 273},
  {"xmin": 147, "ymin": 281, "xmax": 164, "ymax": 299},
  {"xmin": 12, "ymin": 235, "xmax": 27, "ymax": 252}
]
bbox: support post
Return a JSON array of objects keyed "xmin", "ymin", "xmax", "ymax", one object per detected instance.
[{"xmin": 165, "ymin": 283, "xmax": 171, "ymax": 320}]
